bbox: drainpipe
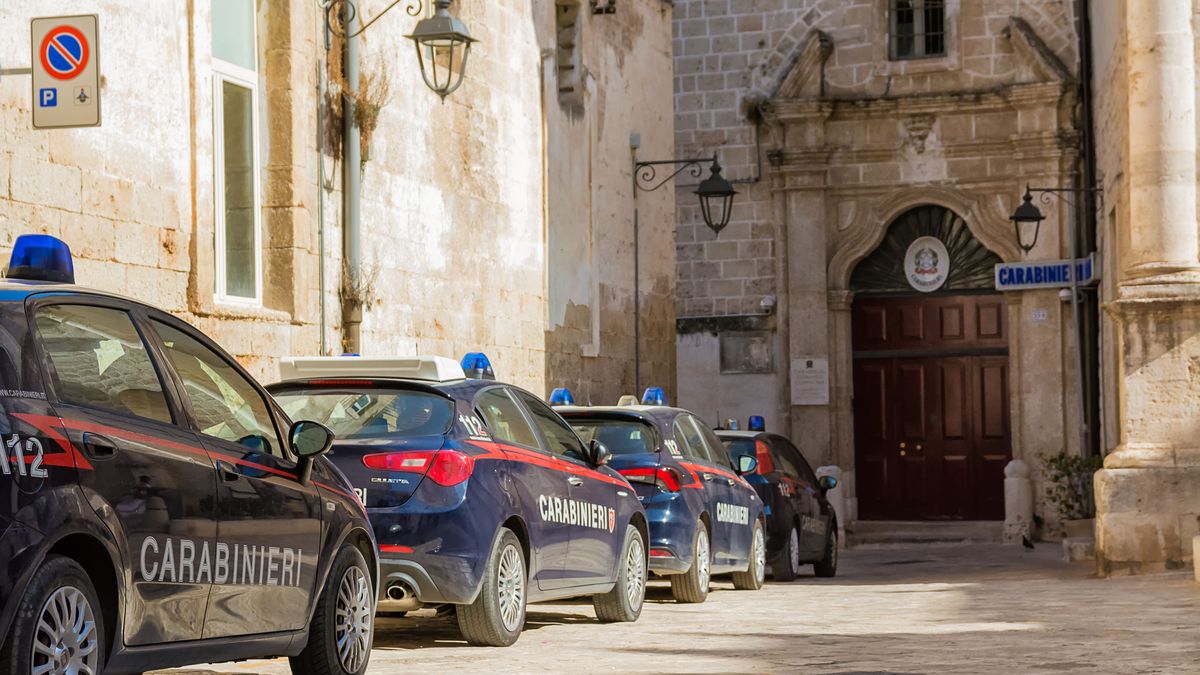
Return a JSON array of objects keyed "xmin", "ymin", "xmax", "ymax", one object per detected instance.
[
  {"xmin": 1075, "ymin": 0, "xmax": 1099, "ymax": 456},
  {"xmin": 342, "ymin": 7, "xmax": 363, "ymax": 354}
]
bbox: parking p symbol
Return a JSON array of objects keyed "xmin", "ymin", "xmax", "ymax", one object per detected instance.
[{"xmin": 39, "ymin": 88, "xmax": 57, "ymax": 107}]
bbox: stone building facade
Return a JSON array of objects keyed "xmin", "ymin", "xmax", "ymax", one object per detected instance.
[
  {"xmin": 673, "ymin": 1, "xmax": 1089, "ymax": 531},
  {"xmin": 0, "ymin": 0, "xmax": 675, "ymax": 400}
]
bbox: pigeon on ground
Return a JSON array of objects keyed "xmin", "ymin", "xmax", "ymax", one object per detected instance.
[{"xmin": 1022, "ymin": 534, "xmax": 1036, "ymax": 550}]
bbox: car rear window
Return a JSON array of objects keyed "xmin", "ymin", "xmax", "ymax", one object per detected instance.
[
  {"xmin": 273, "ymin": 387, "xmax": 454, "ymax": 440},
  {"xmin": 568, "ymin": 418, "xmax": 656, "ymax": 456}
]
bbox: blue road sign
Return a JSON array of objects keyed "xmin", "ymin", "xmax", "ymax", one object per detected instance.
[{"xmin": 39, "ymin": 88, "xmax": 57, "ymax": 107}]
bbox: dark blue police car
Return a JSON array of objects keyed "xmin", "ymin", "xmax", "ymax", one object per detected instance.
[
  {"xmin": 268, "ymin": 356, "xmax": 648, "ymax": 647},
  {"xmin": 0, "ymin": 235, "xmax": 377, "ymax": 675},
  {"xmin": 558, "ymin": 392, "xmax": 766, "ymax": 603},
  {"xmin": 717, "ymin": 429, "xmax": 839, "ymax": 580}
]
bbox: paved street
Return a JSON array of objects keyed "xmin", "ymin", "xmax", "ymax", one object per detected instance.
[{"xmin": 160, "ymin": 544, "xmax": 1200, "ymax": 674}]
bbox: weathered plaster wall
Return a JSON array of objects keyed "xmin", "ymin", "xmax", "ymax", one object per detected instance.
[{"xmin": 0, "ymin": 1, "xmax": 673, "ymax": 401}]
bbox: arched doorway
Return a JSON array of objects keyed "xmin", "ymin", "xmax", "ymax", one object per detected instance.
[{"xmin": 850, "ymin": 205, "xmax": 1011, "ymax": 521}]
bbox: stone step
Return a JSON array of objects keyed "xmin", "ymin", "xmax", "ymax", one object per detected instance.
[{"xmin": 846, "ymin": 520, "xmax": 1004, "ymax": 547}]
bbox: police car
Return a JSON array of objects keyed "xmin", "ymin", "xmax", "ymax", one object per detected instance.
[
  {"xmin": 0, "ymin": 235, "xmax": 378, "ymax": 675},
  {"xmin": 557, "ymin": 390, "xmax": 766, "ymax": 603},
  {"xmin": 717, "ymin": 428, "xmax": 839, "ymax": 580},
  {"xmin": 268, "ymin": 355, "xmax": 648, "ymax": 647}
]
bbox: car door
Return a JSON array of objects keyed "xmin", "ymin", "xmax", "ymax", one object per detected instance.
[
  {"xmin": 513, "ymin": 390, "xmax": 619, "ymax": 587},
  {"xmin": 473, "ymin": 386, "xmax": 572, "ymax": 590},
  {"xmin": 31, "ymin": 300, "xmax": 217, "ymax": 645},
  {"xmin": 773, "ymin": 438, "xmax": 827, "ymax": 555},
  {"xmin": 672, "ymin": 415, "xmax": 740, "ymax": 568},
  {"xmin": 146, "ymin": 315, "xmax": 323, "ymax": 638}
]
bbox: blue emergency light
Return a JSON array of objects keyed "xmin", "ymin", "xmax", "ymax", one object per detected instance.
[
  {"xmin": 641, "ymin": 386, "xmax": 667, "ymax": 406},
  {"xmin": 6, "ymin": 234, "xmax": 74, "ymax": 284},
  {"xmin": 461, "ymin": 352, "xmax": 496, "ymax": 380},
  {"xmin": 748, "ymin": 415, "xmax": 765, "ymax": 431},
  {"xmin": 549, "ymin": 388, "xmax": 575, "ymax": 406}
]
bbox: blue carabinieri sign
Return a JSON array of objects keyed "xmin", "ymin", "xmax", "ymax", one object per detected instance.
[{"xmin": 994, "ymin": 253, "xmax": 1099, "ymax": 291}]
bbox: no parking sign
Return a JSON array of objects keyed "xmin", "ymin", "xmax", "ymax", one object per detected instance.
[{"xmin": 31, "ymin": 15, "xmax": 100, "ymax": 128}]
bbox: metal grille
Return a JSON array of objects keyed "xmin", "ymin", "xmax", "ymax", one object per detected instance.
[{"xmin": 890, "ymin": 0, "xmax": 946, "ymax": 60}]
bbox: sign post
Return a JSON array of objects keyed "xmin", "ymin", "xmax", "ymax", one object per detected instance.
[{"xmin": 31, "ymin": 15, "xmax": 100, "ymax": 129}]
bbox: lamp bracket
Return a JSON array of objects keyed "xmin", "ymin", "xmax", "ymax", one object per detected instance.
[
  {"xmin": 1025, "ymin": 185, "xmax": 1103, "ymax": 211},
  {"xmin": 324, "ymin": 0, "xmax": 423, "ymax": 42},
  {"xmin": 634, "ymin": 156, "xmax": 716, "ymax": 193}
]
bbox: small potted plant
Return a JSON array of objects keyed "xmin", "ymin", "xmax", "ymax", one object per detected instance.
[{"xmin": 1043, "ymin": 452, "xmax": 1104, "ymax": 538}]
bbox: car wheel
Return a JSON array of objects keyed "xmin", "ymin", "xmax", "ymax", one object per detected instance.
[
  {"xmin": 771, "ymin": 525, "xmax": 801, "ymax": 582},
  {"xmin": 814, "ymin": 524, "xmax": 838, "ymax": 578},
  {"xmin": 290, "ymin": 545, "xmax": 374, "ymax": 675},
  {"xmin": 732, "ymin": 520, "xmax": 766, "ymax": 590},
  {"xmin": 0, "ymin": 555, "xmax": 104, "ymax": 675},
  {"xmin": 593, "ymin": 525, "xmax": 647, "ymax": 622},
  {"xmin": 457, "ymin": 528, "xmax": 526, "ymax": 646},
  {"xmin": 670, "ymin": 522, "xmax": 711, "ymax": 604}
]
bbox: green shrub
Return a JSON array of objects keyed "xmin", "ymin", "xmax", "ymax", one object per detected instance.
[{"xmin": 1044, "ymin": 452, "xmax": 1103, "ymax": 520}]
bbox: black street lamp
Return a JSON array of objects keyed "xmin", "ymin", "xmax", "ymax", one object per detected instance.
[
  {"xmin": 1009, "ymin": 186, "xmax": 1046, "ymax": 254},
  {"xmin": 406, "ymin": 0, "xmax": 477, "ymax": 101},
  {"xmin": 629, "ymin": 148, "xmax": 738, "ymax": 391}
]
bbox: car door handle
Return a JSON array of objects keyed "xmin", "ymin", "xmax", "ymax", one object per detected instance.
[
  {"xmin": 81, "ymin": 432, "xmax": 118, "ymax": 460},
  {"xmin": 726, "ymin": 478, "xmax": 735, "ymax": 486},
  {"xmin": 702, "ymin": 472, "xmax": 713, "ymax": 481},
  {"xmin": 567, "ymin": 476, "xmax": 584, "ymax": 487},
  {"xmin": 216, "ymin": 461, "xmax": 241, "ymax": 483}
]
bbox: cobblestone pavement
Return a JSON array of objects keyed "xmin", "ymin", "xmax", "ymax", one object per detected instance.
[{"xmin": 159, "ymin": 543, "xmax": 1200, "ymax": 674}]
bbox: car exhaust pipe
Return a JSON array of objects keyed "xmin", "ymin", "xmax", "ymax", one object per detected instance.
[{"xmin": 385, "ymin": 583, "xmax": 410, "ymax": 602}]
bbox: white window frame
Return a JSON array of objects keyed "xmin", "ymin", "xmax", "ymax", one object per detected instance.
[{"xmin": 212, "ymin": 23, "xmax": 262, "ymax": 306}]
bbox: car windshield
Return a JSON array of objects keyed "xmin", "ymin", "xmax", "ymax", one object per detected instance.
[
  {"xmin": 274, "ymin": 387, "xmax": 454, "ymax": 440},
  {"xmin": 724, "ymin": 437, "xmax": 754, "ymax": 458},
  {"xmin": 568, "ymin": 418, "xmax": 656, "ymax": 456}
]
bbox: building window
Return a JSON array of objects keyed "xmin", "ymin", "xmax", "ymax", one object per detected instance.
[
  {"xmin": 212, "ymin": 0, "xmax": 261, "ymax": 303},
  {"xmin": 890, "ymin": 0, "xmax": 946, "ymax": 60}
]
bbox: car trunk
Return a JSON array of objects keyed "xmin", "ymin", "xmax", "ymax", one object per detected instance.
[{"xmin": 325, "ymin": 433, "xmax": 450, "ymax": 508}]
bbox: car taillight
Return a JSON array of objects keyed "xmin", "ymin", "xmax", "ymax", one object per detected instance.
[
  {"xmin": 619, "ymin": 466, "xmax": 682, "ymax": 492},
  {"xmin": 755, "ymin": 439, "xmax": 775, "ymax": 475},
  {"xmin": 362, "ymin": 450, "xmax": 475, "ymax": 487}
]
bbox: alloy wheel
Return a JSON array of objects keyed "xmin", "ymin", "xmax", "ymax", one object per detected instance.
[
  {"xmin": 32, "ymin": 586, "xmax": 100, "ymax": 675},
  {"xmin": 789, "ymin": 527, "xmax": 801, "ymax": 576},
  {"xmin": 497, "ymin": 544, "xmax": 525, "ymax": 632},
  {"xmin": 626, "ymin": 536, "xmax": 646, "ymax": 611},
  {"xmin": 753, "ymin": 525, "xmax": 766, "ymax": 585},
  {"xmin": 335, "ymin": 565, "xmax": 373, "ymax": 673},
  {"xmin": 696, "ymin": 529, "xmax": 711, "ymax": 594}
]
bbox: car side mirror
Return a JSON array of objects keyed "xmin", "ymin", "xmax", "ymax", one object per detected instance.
[
  {"xmin": 588, "ymin": 439, "xmax": 611, "ymax": 466},
  {"xmin": 735, "ymin": 454, "xmax": 758, "ymax": 475},
  {"xmin": 291, "ymin": 420, "xmax": 334, "ymax": 484},
  {"xmin": 818, "ymin": 474, "xmax": 838, "ymax": 491}
]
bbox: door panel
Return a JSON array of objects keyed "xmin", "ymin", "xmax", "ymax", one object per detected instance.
[{"xmin": 852, "ymin": 294, "xmax": 1012, "ymax": 521}]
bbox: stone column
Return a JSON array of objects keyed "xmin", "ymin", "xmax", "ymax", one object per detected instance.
[
  {"xmin": 1095, "ymin": 0, "xmax": 1200, "ymax": 575},
  {"xmin": 1123, "ymin": 0, "xmax": 1199, "ymax": 279}
]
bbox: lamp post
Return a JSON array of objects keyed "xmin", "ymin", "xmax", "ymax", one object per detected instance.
[
  {"xmin": 1009, "ymin": 184, "xmax": 1103, "ymax": 458},
  {"xmin": 630, "ymin": 141, "xmax": 738, "ymax": 393}
]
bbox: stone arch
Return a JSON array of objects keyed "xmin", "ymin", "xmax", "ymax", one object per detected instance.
[{"xmin": 828, "ymin": 186, "xmax": 1020, "ymax": 291}]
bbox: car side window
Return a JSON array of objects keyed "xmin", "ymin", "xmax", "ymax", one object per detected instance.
[
  {"xmin": 771, "ymin": 445, "xmax": 803, "ymax": 480},
  {"xmin": 512, "ymin": 390, "xmax": 586, "ymax": 460},
  {"xmin": 474, "ymin": 388, "xmax": 539, "ymax": 448},
  {"xmin": 672, "ymin": 417, "xmax": 707, "ymax": 460},
  {"xmin": 151, "ymin": 320, "xmax": 285, "ymax": 458},
  {"xmin": 34, "ymin": 304, "xmax": 174, "ymax": 425},
  {"xmin": 693, "ymin": 418, "xmax": 735, "ymax": 469},
  {"xmin": 780, "ymin": 440, "xmax": 819, "ymax": 485}
]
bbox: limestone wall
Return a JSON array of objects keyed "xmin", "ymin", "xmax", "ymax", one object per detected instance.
[{"xmin": 0, "ymin": 0, "xmax": 675, "ymax": 400}]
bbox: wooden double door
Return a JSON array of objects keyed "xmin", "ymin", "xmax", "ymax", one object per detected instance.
[{"xmin": 852, "ymin": 294, "xmax": 1011, "ymax": 520}]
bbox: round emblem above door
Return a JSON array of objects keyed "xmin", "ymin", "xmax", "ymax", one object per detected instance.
[{"xmin": 904, "ymin": 236, "xmax": 950, "ymax": 293}]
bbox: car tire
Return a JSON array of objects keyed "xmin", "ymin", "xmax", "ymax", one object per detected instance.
[
  {"xmin": 814, "ymin": 523, "xmax": 838, "ymax": 578},
  {"xmin": 771, "ymin": 524, "xmax": 801, "ymax": 582},
  {"xmin": 670, "ymin": 522, "xmax": 711, "ymax": 604},
  {"xmin": 593, "ymin": 525, "xmax": 647, "ymax": 623},
  {"xmin": 290, "ymin": 545, "xmax": 374, "ymax": 675},
  {"xmin": 0, "ymin": 555, "xmax": 105, "ymax": 675},
  {"xmin": 457, "ymin": 528, "xmax": 526, "ymax": 646},
  {"xmin": 732, "ymin": 519, "xmax": 766, "ymax": 590}
]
